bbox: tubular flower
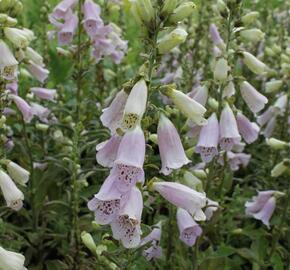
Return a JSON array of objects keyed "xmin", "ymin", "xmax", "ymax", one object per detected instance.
[
  {"xmin": 157, "ymin": 114, "xmax": 190, "ymax": 175},
  {"xmin": 219, "ymin": 103, "xmax": 241, "ymax": 151},
  {"xmin": 96, "ymin": 135, "xmax": 122, "ymax": 167},
  {"xmin": 240, "ymin": 81, "xmax": 268, "ymax": 113},
  {"xmin": 113, "ymin": 126, "xmax": 145, "ymax": 192},
  {"xmin": 122, "ymin": 79, "xmax": 147, "ymax": 130},
  {"xmin": 236, "ymin": 112, "xmax": 260, "ymax": 144},
  {"xmin": 0, "ymin": 246, "xmax": 26, "ymax": 270},
  {"xmin": 30, "ymin": 87, "xmax": 57, "ymax": 101},
  {"xmin": 0, "ymin": 170, "xmax": 24, "ymax": 211},
  {"xmin": 176, "ymin": 208, "xmax": 202, "ymax": 246},
  {"xmin": 0, "ymin": 40, "xmax": 18, "ymax": 80},
  {"xmin": 7, "ymin": 161, "xmax": 30, "ymax": 186},
  {"xmin": 87, "ymin": 174, "xmax": 126, "ymax": 225},
  {"xmin": 153, "ymin": 181, "xmax": 207, "ymax": 221},
  {"xmin": 100, "ymin": 89, "xmax": 128, "ymax": 134},
  {"xmin": 167, "ymin": 88, "xmax": 207, "ymax": 125},
  {"xmin": 245, "ymin": 190, "xmax": 283, "ymax": 228},
  {"xmin": 10, "ymin": 94, "xmax": 33, "ymax": 123},
  {"xmin": 195, "ymin": 113, "xmax": 219, "ymax": 163},
  {"xmin": 111, "ymin": 187, "xmax": 143, "ymax": 248}
]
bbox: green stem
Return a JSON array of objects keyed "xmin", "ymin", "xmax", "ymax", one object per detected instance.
[{"xmin": 21, "ymin": 118, "xmax": 37, "ymax": 229}]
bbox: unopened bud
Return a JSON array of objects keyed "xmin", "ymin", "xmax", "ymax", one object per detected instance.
[
  {"xmin": 81, "ymin": 232, "xmax": 97, "ymax": 254},
  {"xmin": 266, "ymin": 138, "xmax": 289, "ymax": 150},
  {"xmin": 168, "ymin": 2, "xmax": 196, "ymax": 23}
]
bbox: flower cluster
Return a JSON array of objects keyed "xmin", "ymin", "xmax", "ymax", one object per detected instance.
[{"xmin": 49, "ymin": 0, "xmax": 128, "ymax": 64}]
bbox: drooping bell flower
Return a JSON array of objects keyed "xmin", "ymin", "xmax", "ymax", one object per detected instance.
[
  {"xmin": 87, "ymin": 173, "xmax": 126, "ymax": 225},
  {"xmin": 240, "ymin": 81, "xmax": 268, "ymax": 113},
  {"xmin": 10, "ymin": 94, "xmax": 33, "ymax": 123},
  {"xmin": 245, "ymin": 190, "xmax": 283, "ymax": 228},
  {"xmin": 52, "ymin": 0, "xmax": 78, "ymax": 19},
  {"xmin": 122, "ymin": 79, "xmax": 147, "ymax": 130},
  {"xmin": 111, "ymin": 186, "xmax": 143, "ymax": 248},
  {"xmin": 236, "ymin": 112, "xmax": 260, "ymax": 144},
  {"xmin": 153, "ymin": 181, "xmax": 207, "ymax": 221},
  {"xmin": 166, "ymin": 88, "xmax": 207, "ymax": 125},
  {"xmin": 27, "ymin": 61, "xmax": 49, "ymax": 83},
  {"xmin": 256, "ymin": 106, "xmax": 275, "ymax": 127},
  {"xmin": 30, "ymin": 87, "xmax": 57, "ymax": 101},
  {"xmin": 188, "ymin": 85, "xmax": 208, "ymax": 107},
  {"xmin": 4, "ymin": 28, "xmax": 30, "ymax": 49},
  {"xmin": 143, "ymin": 245, "xmax": 163, "ymax": 261},
  {"xmin": 25, "ymin": 47, "xmax": 44, "ymax": 67},
  {"xmin": 58, "ymin": 12, "xmax": 78, "ymax": 45},
  {"xmin": 262, "ymin": 117, "xmax": 276, "ymax": 138},
  {"xmin": 83, "ymin": 0, "xmax": 103, "ymax": 37},
  {"xmin": 195, "ymin": 113, "xmax": 219, "ymax": 163},
  {"xmin": 214, "ymin": 58, "xmax": 229, "ymax": 82},
  {"xmin": 242, "ymin": 51, "xmax": 267, "ymax": 75},
  {"xmin": 223, "ymin": 80, "xmax": 235, "ymax": 98},
  {"xmin": 96, "ymin": 135, "xmax": 122, "ymax": 167},
  {"xmin": 265, "ymin": 80, "xmax": 283, "ymax": 94},
  {"xmin": 100, "ymin": 89, "xmax": 128, "ymax": 134},
  {"xmin": 0, "ymin": 40, "xmax": 18, "ymax": 80},
  {"xmin": 209, "ymin": 23, "xmax": 225, "ymax": 49},
  {"xmin": 30, "ymin": 103, "xmax": 51, "ymax": 123},
  {"xmin": 6, "ymin": 82, "xmax": 18, "ymax": 95},
  {"xmin": 0, "ymin": 170, "xmax": 24, "ymax": 211},
  {"xmin": 204, "ymin": 198, "xmax": 219, "ymax": 220},
  {"xmin": 219, "ymin": 103, "xmax": 241, "ymax": 151},
  {"xmin": 157, "ymin": 114, "xmax": 190, "ymax": 175},
  {"xmin": 273, "ymin": 94, "xmax": 287, "ymax": 115},
  {"xmin": 176, "ymin": 208, "xmax": 202, "ymax": 246},
  {"xmin": 219, "ymin": 151, "xmax": 251, "ymax": 171},
  {"xmin": 113, "ymin": 126, "xmax": 145, "ymax": 192},
  {"xmin": 0, "ymin": 246, "xmax": 26, "ymax": 270},
  {"xmin": 140, "ymin": 228, "xmax": 161, "ymax": 247},
  {"xmin": 7, "ymin": 161, "xmax": 30, "ymax": 186}
]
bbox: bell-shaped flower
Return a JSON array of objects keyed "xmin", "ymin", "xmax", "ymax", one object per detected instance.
[
  {"xmin": 242, "ymin": 51, "xmax": 267, "ymax": 75},
  {"xmin": 58, "ymin": 13, "xmax": 78, "ymax": 45},
  {"xmin": 204, "ymin": 198, "xmax": 219, "ymax": 220},
  {"xmin": 6, "ymin": 82, "xmax": 18, "ymax": 95},
  {"xmin": 111, "ymin": 186, "xmax": 143, "ymax": 248},
  {"xmin": 96, "ymin": 135, "xmax": 122, "ymax": 167},
  {"xmin": 83, "ymin": 0, "xmax": 103, "ymax": 37},
  {"xmin": 52, "ymin": 0, "xmax": 78, "ymax": 19},
  {"xmin": 167, "ymin": 89, "xmax": 207, "ymax": 125},
  {"xmin": 219, "ymin": 151, "xmax": 251, "ymax": 171},
  {"xmin": 140, "ymin": 227, "xmax": 161, "ymax": 247},
  {"xmin": 30, "ymin": 87, "xmax": 57, "ymax": 101},
  {"xmin": 157, "ymin": 114, "xmax": 190, "ymax": 175},
  {"xmin": 176, "ymin": 208, "xmax": 202, "ymax": 246},
  {"xmin": 10, "ymin": 94, "xmax": 33, "ymax": 123},
  {"xmin": 265, "ymin": 80, "xmax": 283, "ymax": 94},
  {"xmin": 88, "ymin": 173, "xmax": 126, "ymax": 225},
  {"xmin": 223, "ymin": 80, "xmax": 236, "ymax": 98},
  {"xmin": 113, "ymin": 126, "xmax": 145, "ymax": 192},
  {"xmin": 257, "ymin": 106, "xmax": 275, "ymax": 127},
  {"xmin": 209, "ymin": 23, "xmax": 225, "ymax": 49},
  {"xmin": 30, "ymin": 103, "xmax": 51, "ymax": 123},
  {"xmin": 219, "ymin": 104, "xmax": 241, "ymax": 151},
  {"xmin": 0, "ymin": 246, "xmax": 26, "ymax": 270},
  {"xmin": 143, "ymin": 245, "xmax": 162, "ymax": 261},
  {"xmin": 196, "ymin": 113, "xmax": 219, "ymax": 163},
  {"xmin": 122, "ymin": 79, "xmax": 147, "ymax": 130},
  {"xmin": 240, "ymin": 81, "xmax": 268, "ymax": 113},
  {"xmin": 4, "ymin": 28, "xmax": 30, "ymax": 49},
  {"xmin": 25, "ymin": 47, "xmax": 44, "ymax": 67},
  {"xmin": 0, "ymin": 170, "xmax": 24, "ymax": 211},
  {"xmin": 214, "ymin": 58, "xmax": 229, "ymax": 82},
  {"xmin": 236, "ymin": 112, "xmax": 260, "ymax": 144},
  {"xmin": 0, "ymin": 40, "xmax": 18, "ymax": 80},
  {"xmin": 273, "ymin": 94, "xmax": 287, "ymax": 115},
  {"xmin": 27, "ymin": 61, "xmax": 49, "ymax": 83},
  {"xmin": 245, "ymin": 190, "xmax": 283, "ymax": 228},
  {"xmin": 262, "ymin": 117, "xmax": 276, "ymax": 138},
  {"xmin": 153, "ymin": 181, "xmax": 207, "ymax": 221},
  {"xmin": 188, "ymin": 85, "xmax": 208, "ymax": 107},
  {"xmin": 7, "ymin": 161, "xmax": 30, "ymax": 186},
  {"xmin": 100, "ymin": 89, "xmax": 128, "ymax": 134}
]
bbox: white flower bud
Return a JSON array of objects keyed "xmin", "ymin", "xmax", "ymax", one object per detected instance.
[
  {"xmin": 265, "ymin": 80, "xmax": 283, "ymax": 93},
  {"xmin": 240, "ymin": 28, "xmax": 264, "ymax": 43},
  {"xmin": 242, "ymin": 51, "xmax": 267, "ymax": 75},
  {"xmin": 7, "ymin": 161, "xmax": 30, "ymax": 186},
  {"xmin": 214, "ymin": 58, "xmax": 229, "ymax": 82}
]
